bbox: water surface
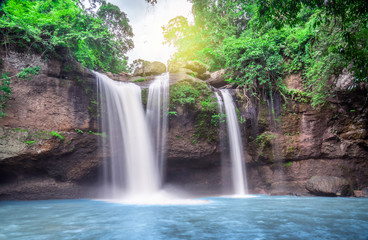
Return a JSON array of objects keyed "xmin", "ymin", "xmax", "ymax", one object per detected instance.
[{"xmin": 0, "ymin": 196, "xmax": 367, "ymax": 240}]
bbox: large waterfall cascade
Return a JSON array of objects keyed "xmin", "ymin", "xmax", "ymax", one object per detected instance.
[
  {"xmin": 96, "ymin": 72, "xmax": 161, "ymax": 199},
  {"xmin": 96, "ymin": 70, "xmax": 247, "ymax": 199},
  {"xmin": 146, "ymin": 73, "xmax": 169, "ymax": 185},
  {"xmin": 219, "ymin": 90, "xmax": 249, "ymax": 195}
]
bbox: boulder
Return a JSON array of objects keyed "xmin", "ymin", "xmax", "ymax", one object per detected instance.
[
  {"xmin": 168, "ymin": 61, "xmax": 209, "ymax": 75},
  {"xmin": 133, "ymin": 61, "xmax": 166, "ymax": 76},
  {"xmin": 305, "ymin": 176, "xmax": 350, "ymax": 196},
  {"xmin": 104, "ymin": 71, "xmax": 131, "ymax": 82},
  {"xmin": 177, "ymin": 67, "xmax": 196, "ymax": 76},
  {"xmin": 198, "ymin": 71, "xmax": 211, "ymax": 80},
  {"xmin": 133, "ymin": 67, "xmax": 144, "ymax": 76},
  {"xmin": 168, "ymin": 61, "xmax": 185, "ymax": 73},
  {"xmin": 184, "ymin": 61, "xmax": 208, "ymax": 75},
  {"xmin": 206, "ymin": 69, "xmax": 227, "ymax": 88}
]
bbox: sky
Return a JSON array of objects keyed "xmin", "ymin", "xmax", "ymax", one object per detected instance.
[{"xmin": 108, "ymin": 0, "xmax": 193, "ymax": 65}]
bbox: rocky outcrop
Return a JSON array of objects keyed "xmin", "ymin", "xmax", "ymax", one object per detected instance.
[
  {"xmin": 184, "ymin": 61, "xmax": 208, "ymax": 75},
  {"xmin": 166, "ymin": 108, "xmax": 222, "ymax": 195},
  {"xmin": 105, "ymin": 71, "xmax": 132, "ymax": 82},
  {"xmin": 243, "ymin": 79, "xmax": 368, "ymax": 196},
  {"xmin": 305, "ymin": 176, "xmax": 350, "ymax": 196},
  {"xmin": 168, "ymin": 61, "xmax": 210, "ymax": 80},
  {"xmin": 134, "ymin": 61, "xmax": 166, "ymax": 76},
  {"xmin": 0, "ymin": 51, "xmax": 102, "ymax": 200},
  {"xmin": 206, "ymin": 69, "xmax": 227, "ymax": 88},
  {"xmin": 197, "ymin": 71, "xmax": 211, "ymax": 80}
]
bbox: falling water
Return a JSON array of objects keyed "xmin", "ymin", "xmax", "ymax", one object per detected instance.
[
  {"xmin": 220, "ymin": 90, "xmax": 248, "ymax": 195},
  {"xmin": 96, "ymin": 72, "xmax": 160, "ymax": 199},
  {"xmin": 215, "ymin": 92, "xmax": 231, "ymax": 194},
  {"xmin": 146, "ymin": 73, "xmax": 169, "ymax": 184}
]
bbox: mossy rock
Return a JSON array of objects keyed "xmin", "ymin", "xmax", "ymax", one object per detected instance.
[
  {"xmin": 184, "ymin": 60, "xmax": 209, "ymax": 75},
  {"xmin": 169, "ymin": 76, "xmax": 218, "ymax": 143},
  {"xmin": 168, "ymin": 60, "xmax": 209, "ymax": 75}
]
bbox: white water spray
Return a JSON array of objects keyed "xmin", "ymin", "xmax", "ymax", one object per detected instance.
[
  {"xmin": 96, "ymin": 72, "xmax": 160, "ymax": 199},
  {"xmin": 220, "ymin": 90, "xmax": 248, "ymax": 195},
  {"xmin": 146, "ymin": 73, "xmax": 169, "ymax": 184}
]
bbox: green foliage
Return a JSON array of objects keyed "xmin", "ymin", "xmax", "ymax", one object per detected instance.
[
  {"xmin": 255, "ymin": 132, "xmax": 276, "ymax": 146},
  {"xmin": 169, "ymin": 80, "xmax": 207, "ymax": 108},
  {"xmin": 24, "ymin": 140, "xmax": 36, "ymax": 145},
  {"xmin": 165, "ymin": 0, "xmax": 367, "ymax": 107},
  {"xmin": 169, "ymin": 79, "xmax": 219, "ymax": 142},
  {"xmin": 75, "ymin": 129, "xmax": 84, "ymax": 134},
  {"xmin": 0, "ymin": 72, "xmax": 11, "ymax": 118},
  {"xmin": 280, "ymin": 87, "xmax": 310, "ymax": 104},
  {"xmin": 223, "ymin": 31, "xmax": 283, "ymax": 91},
  {"xmin": 211, "ymin": 113, "xmax": 226, "ymax": 127},
  {"xmin": 141, "ymin": 88, "xmax": 148, "ymax": 105},
  {"xmin": 16, "ymin": 66, "xmax": 41, "ymax": 80},
  {"xmin": 49, "ymin": 131, "xmax": 65, "ymax": 140},
  {"xmin": 11, "ymin": 128, "xmax": 59, "ymax": 145},
  {"xmin": 88, "ymin": 130, "xmax": 107, "ymax": 138},
  {"xmin": 284, "ymin": 161, "xmax": 293, "ymax": 167},
  {"xmin": 257, "ymin": 0, "xmax": 368, "ymax": 82},
  {"xmin": 0, "ymin": 0, "xmax": 133, "ymax": 73},
  {"xmin": 168, "ymin": 111, "xmax": 177, "ymax": 119},
  {"xmin": 133, "ymin": 77, "xmax": 146, "ymax": 83}
]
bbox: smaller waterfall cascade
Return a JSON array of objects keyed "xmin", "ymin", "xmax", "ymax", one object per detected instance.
[
  {"xmin": 220, "ymin": 89, "xmax": 248, "ymax": 195},
  {"xmin": 146, "ymin": 73, "xmax": 169, "ymax": 185},
  {"xmin": 96, "ymin": 72, "xmax": 160, "ymax": 199}
]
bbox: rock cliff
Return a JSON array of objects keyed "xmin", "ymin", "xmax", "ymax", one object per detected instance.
[
  {"xmin": 0, "ymin": 52, "xmax": 367, "ymax": 200},
  {"xmin": 0, "ymin": 51, "xmax": 103, "ymax": 200}
]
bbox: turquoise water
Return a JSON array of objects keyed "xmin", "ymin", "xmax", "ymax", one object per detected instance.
[{"xmin": 0, "ymin": 195, "xmax": 367, "ymax": 240}]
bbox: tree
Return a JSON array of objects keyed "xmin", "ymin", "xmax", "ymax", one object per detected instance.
[
  {"xmin": 0, "ymin": 0, "xmax": 134, "ymax": 73},
  {"xmin": 257, "ymin": 0, "xmax": 368, "ymax": 82}
]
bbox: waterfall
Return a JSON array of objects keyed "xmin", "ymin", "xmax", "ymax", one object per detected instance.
[
  {"xmin": 219, "ymin": 89, "xmax": 248, "ymax": 195},
  {"xmin": 96, "ymin": 72, "xmax": 160, "ymax": 199},
  {"xmin": 146, "ymin": 73, "xmax": 169, "ymax": 185}
]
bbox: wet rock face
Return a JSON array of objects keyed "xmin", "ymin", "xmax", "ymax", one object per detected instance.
[
  {"xmin": 1, "ymin": 51, "xmax": 96, "ymax": 131},
  {"xmin": 165, "ymin": 79, "xmax": 222, "ymax": 194},
  {"xmin": 244, "ymin": 84, "xmax": 368, "ymax": 195},
  {"xmin": 305, "ymin": 176, "xmax": 350, "ymax": 196},
  {"xmin": 0, "ymin": 133, "xmax": 103, "ymax": 200},
  {"xmin": 0, "ymin": 51, "xmax": 102, "ymax": 200}
]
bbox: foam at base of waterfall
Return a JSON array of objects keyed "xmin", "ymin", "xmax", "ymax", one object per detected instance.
[
  {"xmin": 95, "ymin": 189, "xmax": 210, "ymax": 205},
  {"xmin": 219, "ymin": 194, "xmax": 258, "ymax": 199}
]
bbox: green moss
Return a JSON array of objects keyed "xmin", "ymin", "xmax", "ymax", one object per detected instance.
[
  {"xmin": 141, "ymin": 88, "xmax": 148, "ymax": 105},
  {"xmin": 169, "ymin": 79, "xmax": 219, "ymax": 143},
  {"xmin": 49, "ymin": 131, "xmax": 65, "ymax": 140},
  {"xmin": 24, "ymin": 140, "xmax": 36, "ymax": 145},
  {"xmin": 134, "ymin": 77, "xmax": 146, "ymax": 83},
  {"xmin": 285, "ymin": 161, "xmax": 293, "ymax": 167}
]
